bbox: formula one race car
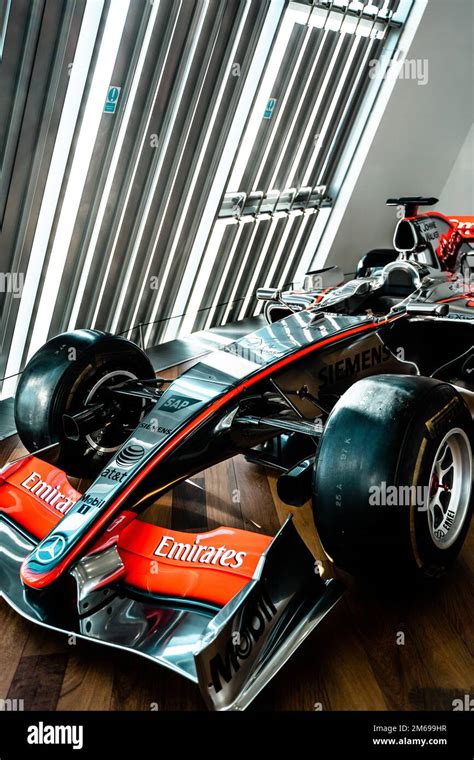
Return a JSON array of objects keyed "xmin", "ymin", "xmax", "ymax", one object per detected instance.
[
  {"xmin": 260, "ymin": 196, "xmax": 474, "ymax": 322},
  {"xmin": 0, "ymin": 197, "xmax": 473, "ymax": 710}
]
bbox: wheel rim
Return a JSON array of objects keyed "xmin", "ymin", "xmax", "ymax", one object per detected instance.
[
  {"xmin": 84, "ymin": 370, "xmax": 144, "ymax": 454},
  {"xmin": 427, "ymin": 427, "xmax": 472, "ymax": 549}
]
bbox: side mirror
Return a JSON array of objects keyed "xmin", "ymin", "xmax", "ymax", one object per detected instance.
[{"xmin": 256, "ymin": 288, "xmax": 281, "ymax": 302}]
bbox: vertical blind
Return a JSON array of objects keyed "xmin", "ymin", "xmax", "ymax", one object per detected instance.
[{"xmin": 0, "ymin": 0, "xmax": 412, "ymax": 397}]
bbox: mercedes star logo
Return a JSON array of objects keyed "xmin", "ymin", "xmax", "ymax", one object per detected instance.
[{"xmin": 36, "ymin": 535, "xmax": 67, "ymax": 564}]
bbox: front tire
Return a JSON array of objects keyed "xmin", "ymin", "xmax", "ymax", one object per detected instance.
[
  {"xmin": 14, "ymin": 330, "xmax": 154, "ymax": 478},
  {"xmin": 312, "ymin": 375, "xmax": 473, "ymax": 579}
]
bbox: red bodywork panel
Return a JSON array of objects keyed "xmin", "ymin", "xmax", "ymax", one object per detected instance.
[
  {"xmin": 446, "ymin": 215, "xmax": 474, "ymax": 238},
  {"xmin": 408, "ymin": 211, "xmax": 474, "ymax": 271},
  {"xmin": 0, "ymin": 458, "xmax": 81, "ymax": 537},
  {"xmin": 0, "ymin": 457, "xmax": 272, "ymax": 607},
  {"xmin": 412, "ymin": 211, "xmax": 474, "ymax": 239},
  {"xmin": 117, "ymin": 521, "xmax": 270, "ymax": 606}
]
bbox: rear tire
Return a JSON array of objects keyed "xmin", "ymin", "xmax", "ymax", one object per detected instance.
[
  {"xmin": 312, "ymin": 375, "xmax": 473, "ymax": 579},
  {"xmin": 14, "ymin": 330, "xmax": 154, "ymax": 478}
]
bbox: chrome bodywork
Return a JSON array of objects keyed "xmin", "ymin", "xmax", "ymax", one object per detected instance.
[{"xmin": 0, "ymin": 513, "xmax": 342, "ymax": 709}]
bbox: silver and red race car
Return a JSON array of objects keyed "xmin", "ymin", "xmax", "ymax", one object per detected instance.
[{"xmin": 1, "ymin": 197, "xmax": 473, "ymax": 710}]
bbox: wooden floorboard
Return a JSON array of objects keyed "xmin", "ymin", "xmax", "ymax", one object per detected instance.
[{"xmin": 0, "ymin": 408, "xmax": 473, "ymax": 710}]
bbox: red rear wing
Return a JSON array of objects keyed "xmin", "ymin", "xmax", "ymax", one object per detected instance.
[
  {"xmin": 448, "ymin": 216, "xmax": 474, "ymax": 238},
  {"xmin": 406, "ymin": 211, "xmax": 474, "ymax": 270}
]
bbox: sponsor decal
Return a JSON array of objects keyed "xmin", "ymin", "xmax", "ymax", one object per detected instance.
[
  {"xmin": 154, "ymin": 535, "xmax": 246, "ymax": 569},
  {"xmin": 138, "ymin": 420, "xmax": 172, "ymax": 435},
  {"xmin": 417, "ymin": 219, "xmax": 440, "ymax": 245},
  {"xmin": 78, "ymin": 493, "xmax": 106, "ymax": 511},
  {"xmin": 425, "ymin": 397, "xmax": 461, "ymax": 438},
  {"xmin": 159, "ymin": 394, "xmax": 200, "ymax": 413},
  {"xmin": 420, "ymin": 220, "xmax": 436, "ymax": 232},
  {"xmin": 20, "ymin": 472, "xmax": 75, "ymax": 514},
  {"xmin": 318, "ymin": 344, "xmax": 392, "ymax": 387},
  {"xmin": 450, "ymin": 218, "xmax": 474, "ymax": 233},
  {"xmin": 27, "ymin": 721, "xmax": 83, "ymax": 750},
  {"xmin": 115, "ymin": 444, "xmax": 145, "ymax": 468},
  {"xmin": 433, "ymin": 509, "xmax": 456, "ymax": 542},
  {"xmin": 36, "ymin": 535, "xmax": 67, "ymax": 564},
  {"xmin": 209, "ymin": 589, "xmax": 278, "ymax": 693},
  {"xmin": 101, "ymin": 466, "xmax": 127, "ymax": 484}
]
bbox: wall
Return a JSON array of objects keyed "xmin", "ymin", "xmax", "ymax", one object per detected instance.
[
  {"xmin": 438, "ymin": 122, "xmax": 474, "ymax": 215},
  {"xmin": 0, "ymin": 0, "xmax": 281, "ymax": 398},
  {"xmin": 318, "ymin": 0, "xmax": 474, "ymax": 271}
]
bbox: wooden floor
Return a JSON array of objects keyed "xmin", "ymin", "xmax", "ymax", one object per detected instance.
[{"xmin": 0, "ymin": 362, "xmax": 473, "ymax": 711}]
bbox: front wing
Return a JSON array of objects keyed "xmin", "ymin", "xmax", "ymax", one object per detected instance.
[{"xmin": 0, "ymin": 512, "xmax": 342, "ymax": 710}]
